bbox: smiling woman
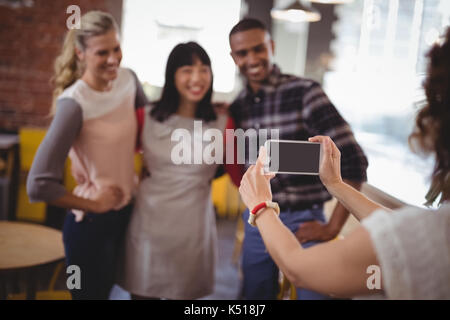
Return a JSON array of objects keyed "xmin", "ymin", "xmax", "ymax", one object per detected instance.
[
  {"xmin": 74, "ymin": 29, "xmax": 122, "ymax": 92},
  {"xmin": 27, "ymin": 10, "xmax": 149, "ymax": 300},
  {"xmin": 150, "ymin": 42, "xmax": 216, "ymax": 123},
  {"xmin": 119, "ymin": 42, "xmax": 231, "ymax": 300},
  {"xmin": 175, "ymin": 60, "xmax": 212, "ymax": 115},
  {"xmin": 51, "ymin": 11, "xmax": 121, "ymax": 113}
]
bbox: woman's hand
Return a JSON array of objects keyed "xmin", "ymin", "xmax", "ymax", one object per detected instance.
[
  {"xmin": 91, "ymin": 186, "xmax": 124, "ymax": 213},
  {"xmin": 308, "ymin": 136, "xmax": 343, "ymax": 188},
  {"xmin": 239, "ymin": 146, "xmax": 275, "ymax": 210}
]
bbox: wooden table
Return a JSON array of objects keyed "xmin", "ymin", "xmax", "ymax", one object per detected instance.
[{"xmin": 0, "ymin": 221, "xmax": 65, "ymax": 299}]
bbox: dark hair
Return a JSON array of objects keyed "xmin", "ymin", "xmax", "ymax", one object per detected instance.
[
  {"xmin": 229, "ymin": 18, "xmax": 268, "ymax": 39},
  {"xmin": 409, "ymin": 27, "xmax": 450, "ymax": 206},
  {"xmin": 151, "ymin": 42, "xmax": 216, "ymax": 123}
]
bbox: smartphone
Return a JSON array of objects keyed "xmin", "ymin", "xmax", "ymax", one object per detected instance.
[{"xmin": 264, "ymin": 139, "xmax": 321, "ymax": 175}]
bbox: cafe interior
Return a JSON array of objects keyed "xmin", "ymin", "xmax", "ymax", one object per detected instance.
[{"xmin": 0, "ymin": 0, "xmax": 449, "ymax": 300}]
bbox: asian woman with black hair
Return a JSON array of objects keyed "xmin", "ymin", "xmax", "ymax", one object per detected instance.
[{"xmin": 120, "ymin": 42, "xmax": 230, "ymax": 300}]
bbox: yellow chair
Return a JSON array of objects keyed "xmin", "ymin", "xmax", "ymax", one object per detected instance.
[
  {"xmin": 231, "ymin": 217, "xmax": 245, "ymax": 265},
  {"xmin": 7, "ymin": 261, "xmax": 71, "ymax": 300},
  {"xmin": 17, "ymin": 128, "xmax": 142, "ymax": 218},
  {"xmin": 211, "ymin": 175, "xmax": 229, "ymax": 218},
  {"xmin": 63, "ymin": 158, "xmax": 77, "ymax": 193},
  {"xmin": 211, "ymin": 174, "xmax": 247, "ymax": 265},
  {"xmin": 278, "ymin": 272, "xmax": 298, "ymax": 300},
  {"xmin": 12, "ymin": 129, "xmax": 144, "ymax": 300},
  {"xmin": 16, "ymin": 128, "xmax": 47, "ymax": 223},
  {"xmin": 9, "ymin": 128, "xmax": 72, "ymax": 299},
  {"xmin": 211, "ymin": 174, "xmax": 246, "ymax": 219},
  {"xmin": 134, "ymin": 152, "xmax": 144, "ymax": 177}
]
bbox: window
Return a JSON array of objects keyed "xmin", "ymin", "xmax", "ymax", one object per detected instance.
[
  {"xmin": 325, "ymin": 0, "xmax": 450, "ymax": 207},
  {"xmin": 120, "ymin": 0, "xmax": 242, "ymax": 95}
]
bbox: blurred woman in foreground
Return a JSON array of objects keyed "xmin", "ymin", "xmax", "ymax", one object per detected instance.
[{"xmin": 238, "ymin": 27, "xmax": 450, "ymax": 299}]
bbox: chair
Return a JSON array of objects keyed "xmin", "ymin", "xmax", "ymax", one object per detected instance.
[
  {"xmin": 231, "ymin": 217, "xmax": 245, "ymax": 265},
  {"xmin": 211, "ymin": 174, "xmax": 247, "ymax": 265},
  {"xmin": 10, "ymin": 128, "xmax": 70, "ymax": 299},
  {"xmin": 6, "ymin": 261, "xmax": 71, "ymax": 300},
  {"xmin": 212, "ymin": 174, "xmax": 247, "ymax": 220},
  {"xmin": 10, "ymin": 129, "xmax": 145, "ymax": 300},
  {"xmin": 16, "ymin": 128, "xmax": 47, "ymax": 223},
  {"xmin": 277, "ymin": 271, "xmax": 298, "ymax": 300}
]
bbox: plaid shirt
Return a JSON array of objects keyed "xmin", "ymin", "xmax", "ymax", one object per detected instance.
[{"xmin": 230, "ymin": 65, "xmax": 368, "ymax": 210}]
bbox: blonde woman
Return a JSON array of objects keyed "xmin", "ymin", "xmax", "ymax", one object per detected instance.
[{"xmin": 27, "ymin": 11, "xmax": 148, "ymax": 299}]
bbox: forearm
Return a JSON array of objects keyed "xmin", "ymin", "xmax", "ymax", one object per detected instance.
[
  {"xmin": 49, "ymin": 192, "xmax": 99, "ymax": 213},
  {"xmin": 327, "ymin": 181, "xmax": 391, "ymax": 221},
  {"xmin": 327, "ymin": 180, "xmax": 361, "ymax": 233},
  {"xmin": 27, "ymin": 99, "xmax": 82, "ymax": 204},
  {"xmin": 255, "ymin": 208, "xmax": 306, "ymax": 285},
  {"xmin": 256, "ymin": 207, "xmax": 381, "ymax": 297}
]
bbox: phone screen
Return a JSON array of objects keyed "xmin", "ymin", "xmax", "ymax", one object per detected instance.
[{"xmin": 267, "ymin": 140, "xmax": 320, "ymax": 175}]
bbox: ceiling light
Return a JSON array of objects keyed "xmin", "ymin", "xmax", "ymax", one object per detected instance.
[
  {"xmin": 309, "ymin": 0, "xmax": 354, "ymax": 4},
  {"xmin": 271, "ymin": 0, "xmax": 321, "ymax": 23}
]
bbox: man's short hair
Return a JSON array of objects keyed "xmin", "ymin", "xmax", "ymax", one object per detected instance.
[{"xmin": 229, "ymin": 18, "xmax": 268, "ymax": 39}]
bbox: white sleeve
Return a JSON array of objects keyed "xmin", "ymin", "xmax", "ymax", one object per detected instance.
[{"xmin": 362, "ymin": 206, "xmax": 450, "ymax": 299}]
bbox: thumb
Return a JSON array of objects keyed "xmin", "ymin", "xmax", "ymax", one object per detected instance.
[
  {"xmin": 256, "ymin": 146, "xmax": 265, "ymax": 168},
  {"xmin": 256, "ymin": 145, "xmax": 269, "ymax": 174},
  {"xmin": 257, "ymin": 146, "xmax": 276, "ymax": 179},
  {"xmin": 255, "ymin": 147, "xmax": 263, "ymax": 176}
]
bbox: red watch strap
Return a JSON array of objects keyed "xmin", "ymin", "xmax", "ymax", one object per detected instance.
[{"xmin": 251, "ymin": 202, "xmax": 267, "ymax": 215}]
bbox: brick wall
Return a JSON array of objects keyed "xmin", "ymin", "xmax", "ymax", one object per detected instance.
[{"xmin": 0, "ymin": 0, "xmax": 123, "ymax": 131}]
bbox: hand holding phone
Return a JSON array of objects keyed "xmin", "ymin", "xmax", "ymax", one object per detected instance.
[
  {"xmin": 239, "ymin": 146, "xmax": 275, "ymax": 210},
  {"xmin": 264, "ymin": 139, "xmax": 322, "ymax": 175},
  {"xmin": 308, "ymin": 136, "xmax": 343, "ymax": 187}
]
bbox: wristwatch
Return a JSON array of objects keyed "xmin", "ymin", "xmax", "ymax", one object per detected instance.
[{"xmin": 248, "ymin": 201, "xmax": 280, "ymax": 227}]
